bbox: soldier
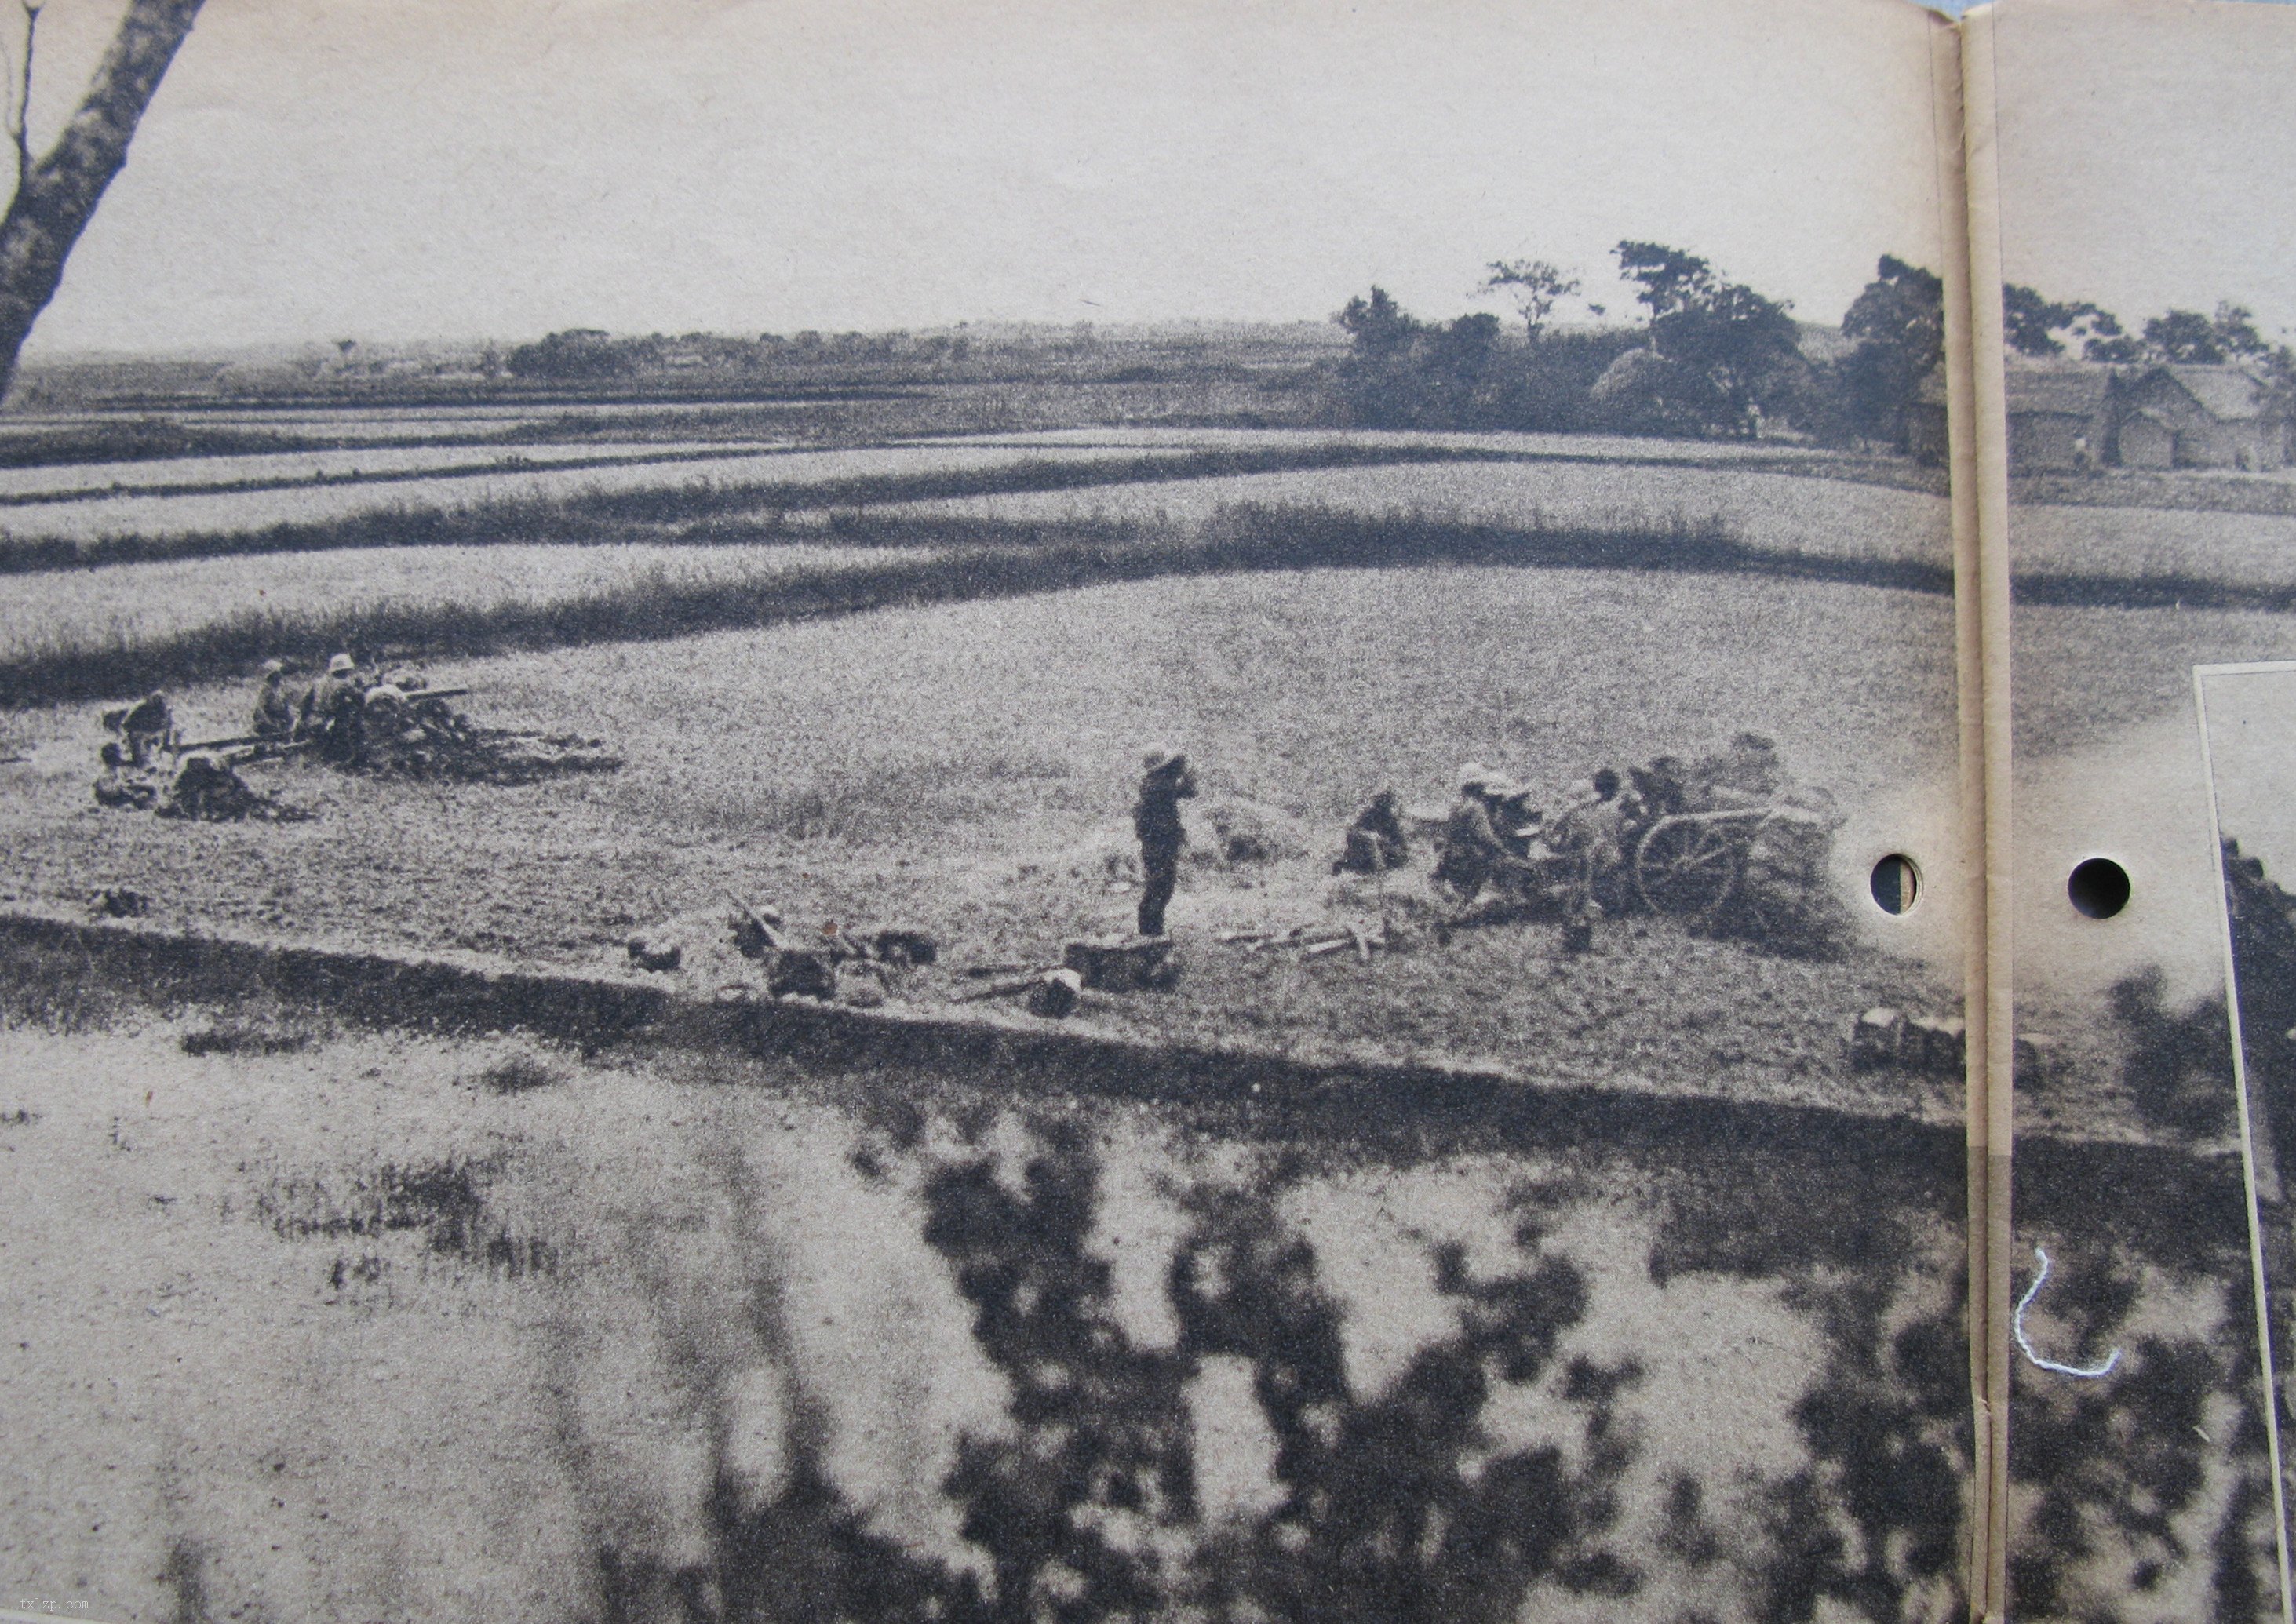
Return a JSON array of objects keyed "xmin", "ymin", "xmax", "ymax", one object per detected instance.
[
  {"xmin": 1550, "ymin": 767, "xmax": 1635, "ymax": 918},
  {"xmin": 1691, "ymin": 731, "xmax": 1781, "ymax": 807},
  {"xmin": 1433, "ymin": 763, "xmax": 1514, "ymax": 898},
  {"xmin": 1133, "ymin": 747, "xmax": 1197, "ymax": 938},
  {"xmin": 115, "ymin": 690, "xmax": 173, "ymax": 766},
  {"xmin": 251, "ymin": 659, "xmax": 297, "ymax": 740},
  {"xmin": 92, "ymin": 742, "xmax": 159, "ymax": 810},
  {"xmin": 1333, "ymin": 788, "xmax": 1411, "ymax": 875},
  {"xmin": 158, "ymin": 752, "xmax": 254, "ymax": 821},
  {"xmin": 300, "ymin": 653, "xmax": 366, "ymax": 762}
]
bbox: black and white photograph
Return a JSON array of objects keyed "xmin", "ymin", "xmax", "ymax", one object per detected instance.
[
  {"xmin": 1985, "ymin": 1, "xmax": 2296, "ymax": 1618},
  {"xmin": 0, "ymin": 2, "xmax": 1988, "ymax": 1620}
]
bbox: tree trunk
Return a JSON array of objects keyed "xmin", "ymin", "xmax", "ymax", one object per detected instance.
[{"xmin": 0, "ymin": 0, "xmax": 205, "ymax": 402}]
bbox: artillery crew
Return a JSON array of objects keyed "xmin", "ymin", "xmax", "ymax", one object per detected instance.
[
  {"xmin": 158, "ymin": 752, "xmax": 259, "ymax": 821},
  {"xmin": 108, "ymin": 691, "xmax": 174, "ymax": 766},
  {"xmin": 1333, "ymin": 788, "xmax": 1410, "ymax": 875},
  {"xmin": 300, "ymin": 652, "xmax": 366, "ymax": 762},
  {"xmin": 1432, "ymin": 763, "xmax": 1524, "ymax": 901},
  {"xmin": 251, "ymin": 659, "xmax": 297, "ymax": 740},
  {"xmin": 1132, "ymin": 747, "xmax": 1197, "ymax": 938},
  {"xmin": 1547, "ymin": 766, "xmax": 1638, "ymax": 916},
  {"xmin": 93, "ymin": 742, "xmax": 159, "ymax": 810}
]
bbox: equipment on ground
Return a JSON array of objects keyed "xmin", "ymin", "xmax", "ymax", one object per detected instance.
[{"xmin": 1063, "ymin": 934, "xmax": 1178, "ymax": 991}]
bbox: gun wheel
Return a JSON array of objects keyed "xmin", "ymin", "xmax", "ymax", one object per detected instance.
[{"xmin": 1635, "ymin": 816, "xmax": 1741, "ymax": 921}]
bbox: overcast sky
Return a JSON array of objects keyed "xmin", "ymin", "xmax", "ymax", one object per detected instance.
[
  {"xmin": 1992, "ymin": 0, "xmax": 2296, "ymax": 341},
  {"xmin": 17, "ymin": 0, "xmax": 1960, "ymax": 355}
]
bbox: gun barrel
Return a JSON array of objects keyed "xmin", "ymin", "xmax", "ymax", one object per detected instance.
[{"xmin": 175, "ymin": 734, "xmax": 266, "ymax": 752}]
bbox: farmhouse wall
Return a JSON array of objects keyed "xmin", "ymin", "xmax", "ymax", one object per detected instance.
[
  {"xmin": 2114, "ymin": 363, "xmax": 2288, "ymax": 471},
  {"xmin": 2117, "ymin": 409, "xmax": 2176, "ymax": 471},
  {"xmin": 2006, "ymin": 411, "xmax": 2097, "ymax": 473},
  {"xmin": 2002, "ymin": 362, "xmax": 2112, "ymax": 473}
]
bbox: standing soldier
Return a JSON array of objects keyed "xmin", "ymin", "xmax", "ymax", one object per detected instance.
[
  {"xmin": 1132, "ymin": 747, "xmax": 1197, "ymax": 938},
  {"xmin": 251, "ymin": 660, "xmax": 297, "ymax": 741},
  {"xmin": 1550, "ymin": 767, "xmax": 1634, "ymax": 920}
]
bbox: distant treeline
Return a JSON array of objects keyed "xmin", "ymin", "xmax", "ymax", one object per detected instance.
[
  {"xmin": 1331, "ymin": 242, "xmax": 2296, "ymax": 448},
  {"xmin": 1329, "ymin": 245, "xmax": 1944, "ymax": 447}
]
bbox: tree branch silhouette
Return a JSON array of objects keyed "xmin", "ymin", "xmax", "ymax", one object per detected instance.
[{"xmin": 0, "ymin": 0, "xmax": 203, "ymax": 401}]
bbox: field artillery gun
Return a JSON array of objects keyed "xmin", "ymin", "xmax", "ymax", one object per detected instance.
[
  {"xmin": 1631, "ymin": 798, "xmax": 1840, "ymax": 941},
  {"xmin": 354, "ymin": 682, "xmax": 620, "ymax": 785}
]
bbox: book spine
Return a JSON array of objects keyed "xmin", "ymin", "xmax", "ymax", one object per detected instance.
[{"xmin": 1956, "ymin": 6, "xmax": 2016, "ymax": 1619}]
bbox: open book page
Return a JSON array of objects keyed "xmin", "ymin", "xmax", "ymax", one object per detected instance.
[
  {"xmin": 1974, "ymin": 0, "xmax": 2296, "ymax": 1617},
  {"xmin": 0, "ymin": 2, "xmax": 1976, "ymax": 1619}
]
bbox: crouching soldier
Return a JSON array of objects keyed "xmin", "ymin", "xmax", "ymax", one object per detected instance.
[
  {"xmin": 93, "ymin": 742, "xmax": 159, "ymax": 810},
  {"xmin": 299, "ymin": 653, "xmax": 366, "ymax": 763},
  {"xmin": 1433, "ymin": 763, "xmax": 1514, "ymax": 898},
  {"xmin": 158, "ymin": 752, "xmax": 257, "ymax": 821},
  {"xmin": 113, "ymin": 690, "xmax": 174, "ymax": 766},
  {"xmin": 251, "ymin": 659, "xmax": 297, "ymax": 741},
  {"xmin": 1133, "ymin": 747, "xmax": 1197, "ymax": 938},
  {"xmin": 1334, "ymin": 788, "xmax": 1411, "ymax": 875}
]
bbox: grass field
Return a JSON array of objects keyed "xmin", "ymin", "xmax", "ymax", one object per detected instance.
[
  {"xmin": 0, "ymin": 564, "xmax": 1969, "ymax": 1116},
  {"xmin": 2011, "ymin": 501, "xmax": 2296, "ymax": 595},
  {"xmin": 891, "ymin": 456, "xmax": 1952, "ymax": 570},
  {"xmin": 6, "ymin": 405, "xmax": 2278, "ymax": 1138},
  {"xmin": 9, "ymin": 402, "xmax": 2283, "ymax": 1622},
  {"xmin": 0, "ymin": 438, "xmax": 764, "ymax": 501},
  {"xmin": 0, "ymin": 439, "xmax": 1206, "ymax": 550},
  {"xmin": 0, "ymin": 539, "xmax": 948, "ymax": 668},
  {"xmin": 0, "ymin": 1014, "xmax": 1988, "ymax": 1624}
]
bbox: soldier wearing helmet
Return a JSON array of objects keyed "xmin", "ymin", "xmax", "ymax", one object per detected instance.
[
  {"xmin": 251, "ymin": 659, "xmax": 297, "ymax": 740},
  {"xmin": 299, "ymin": 652, "xmax": 366, "ymax": 762},
  {"xmin": 1433, "ymin": 762, "xmax": 1514, "ymax": 898},
  {"xmin": 115, "ymin": 690, "xmax": 173, "ymax": 766}
]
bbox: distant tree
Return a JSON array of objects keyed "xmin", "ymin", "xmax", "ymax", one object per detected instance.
[
  {"xmin": 2141, "ymin": 308, "xmax": 2225, "ymax": 364},
  {"xmin": 1332, "ymin": 289, "xmax": 1525, "ymax": 431},
  {"xmin": 0, "ymin": 0, "xmax": 207, "ymax": 401},
  {"xmin": 505, "ymin": 327, "xmax": 632, "ymax": 381},
  {"xmin": 2000, "ymin": 283, "xmax": 2130, "ymax": 361},
  {"xmin": 1609, "ymin": 241, "xmax": 1803, "ymax": 436},
  {"xmin": 1479, "ymin": 258, "xmax": 1580, "ymax": 340},
  {"xmin": 2141, "ymin": 303, "xmax": 2272, "ymax": 366},
  {"xmin": 1839, "ymin": 254, "xmax": 1944, "ymax": 449},
  {"xmin": 2210, "ymin": 302, "xmax": 2272, "ymax": 359},
  {"xmin": 1335, "ymin": 286, "xmax": 1420, "ymax": 359}
]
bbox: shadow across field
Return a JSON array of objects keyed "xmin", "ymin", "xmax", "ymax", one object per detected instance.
[
  {"xmin": 2012, "ymin": 571, "xmax": 2296, "ymax": 616},
  {"xmin": 0, "ymin": 502, "xmax": 1956, "ymax": 706}
]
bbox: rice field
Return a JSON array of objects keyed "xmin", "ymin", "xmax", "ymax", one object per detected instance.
[
  {"xmin": 0, "ymin": 439, "xmax": 1202, "ymax": 547},
  {"xmin": 0, "ymin": 438, "xmax": 773, "ymax": 501},
  {"xmin": 0, "ymin": 564, "xmax": 1970, "ymax": 1111},
  {"xmin": 0, "ymin": 539, "xmax": 949, "ymax": 668},
  {"xmin": 963, "ymin": 424, "xmax": 1852, "ymax": 465},
  {"xmin": 889, "ymin": 454, "xmax": 1954, "ymax": 570},
  {"xmin": 2010, "ymin": 500, "xmax": 2296, "ymax": 592}
]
